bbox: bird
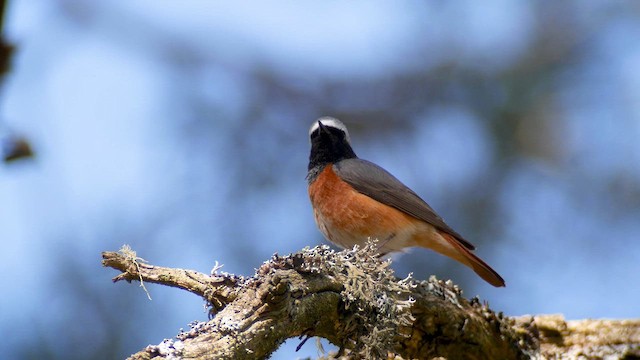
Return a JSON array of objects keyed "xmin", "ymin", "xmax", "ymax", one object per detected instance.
[{"xmin": 306, "ymin": 117, "xmax": 505, "ymax": 287}]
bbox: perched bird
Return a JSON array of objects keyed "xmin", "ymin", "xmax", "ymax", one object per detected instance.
[{"xmin": 306, "ymin": 117, "xmax": 505, "ymax": 287}]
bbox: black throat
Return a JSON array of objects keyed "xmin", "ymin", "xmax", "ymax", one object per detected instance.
[{"xmin": 307, "ymin": 125, "xmax": 357, "ymax": 183}]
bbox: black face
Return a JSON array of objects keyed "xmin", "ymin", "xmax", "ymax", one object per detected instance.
[{"xmin": 308, "ymin": 121, "xmax": 357, "ymax": 172}]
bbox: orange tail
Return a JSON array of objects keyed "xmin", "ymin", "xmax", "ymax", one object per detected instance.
[{"xmin": 419, "ymin": 232, "xmax": 506, "ymax": 287}]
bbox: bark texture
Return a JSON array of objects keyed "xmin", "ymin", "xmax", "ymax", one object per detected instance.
[{"xmin": 102, "ymin": 245, "xmax": 640, "ymax": 360}]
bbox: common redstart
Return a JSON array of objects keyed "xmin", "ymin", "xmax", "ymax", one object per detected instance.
[{"xmin": 307, "ymin": 117, "xmax": 505, "ymax": 287}]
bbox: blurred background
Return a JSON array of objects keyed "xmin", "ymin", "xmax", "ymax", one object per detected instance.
[{"xmin": 1, "ymin": 1, "xmax": 639, "ymax": 359}]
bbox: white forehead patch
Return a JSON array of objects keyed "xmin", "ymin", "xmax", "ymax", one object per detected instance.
[{"xmin": 309, "ymin": 117, "xmax": 351, "ymax": 142}]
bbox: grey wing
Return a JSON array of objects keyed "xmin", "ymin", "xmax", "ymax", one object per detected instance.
[{"xmin": 333, "ymin": 158, "xmax": 475, "ymax": 250}]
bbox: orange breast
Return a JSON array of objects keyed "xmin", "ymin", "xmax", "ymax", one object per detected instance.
[{"xmin": 308, "ymin": 165, "xmax": 422, "ymax": 252}]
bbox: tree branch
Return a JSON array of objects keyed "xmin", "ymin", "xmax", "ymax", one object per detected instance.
[
  {"xmin": 533, "ymin": 315, "xmax": 640, "ymax": 359},
  {"xmin": 101, "ymin": 245, "xmax": 640, "ymax": 359},
  {"xmin": 102, "ymin": 246, "xmax": 240, "ymax": 311}
]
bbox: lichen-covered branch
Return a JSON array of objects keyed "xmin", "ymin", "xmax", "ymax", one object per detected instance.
[
  {"xmin": 532, "ymin": 315, "xmax": 640, "ymax": 359},
  {"xmin": 101, "ymin": 245, "xmax": 640, "ymax": 360},
  {"xmin": 102, "ymin": 246, "xmax": 240, "ymax": 311}
]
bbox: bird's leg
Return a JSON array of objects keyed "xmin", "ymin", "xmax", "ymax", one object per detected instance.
[{"xmin": 374, "ymin": 232, "xmax": 396, "ymax": 254}]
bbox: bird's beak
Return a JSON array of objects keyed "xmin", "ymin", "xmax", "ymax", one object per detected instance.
[{"xmin": 317, "ymin": 120, "xmax": 327, "ymax": 133}]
